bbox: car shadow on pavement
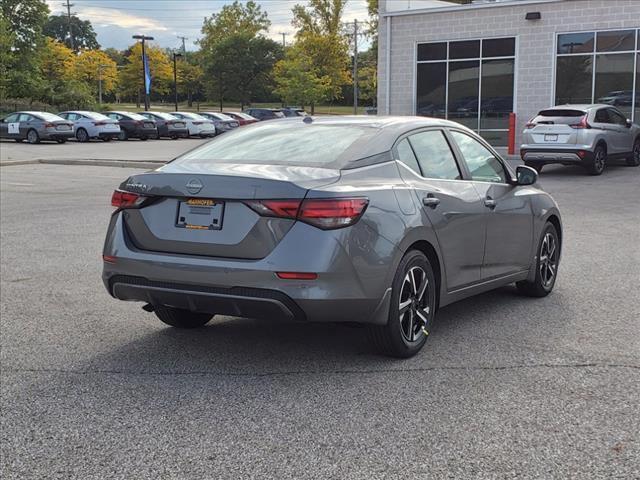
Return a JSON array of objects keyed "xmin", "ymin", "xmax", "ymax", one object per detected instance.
[{"xmin": 82, "ymin": 284, "xmax": 564, "ymax": 375}]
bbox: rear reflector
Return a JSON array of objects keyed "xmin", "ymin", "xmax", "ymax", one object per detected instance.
[
  {"xmin": 245, "ymin": 197, "xmax": 369, "ymax": 230},
  {"xmin": 111, "ymin": 190, "xmax": 146, "ymax": 209},
  {"xmin": 276, "ymin": 272, "xmax": 318, "ymax": 280},
  {"xmin": 102, "ymin": 255, "xmax": 117, "ymax": 264}
]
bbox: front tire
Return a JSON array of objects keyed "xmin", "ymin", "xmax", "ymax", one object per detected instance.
[
  {"xmin": 586, "ymin": 145, "xmax": 606, "ymax": 175},
  {"xmin": 154, "ymin": 306, "xmax": 213, "ymax": 329},
  {"xmin": 118, "ymin": 130, "xmax": 128, "ymax": 141},
  {"xmin": 627, "ymin": 138, "xmax": 640, "ymax": 166},
  {"xmin": 56, "ymin": 139, "xmax": 66, "ymax": 144},
  {"xmin": 368, "ymin": 250, "xmax": 436, "ymax": 358},
  {"xmin": 517, "ymin": 222, "xmax": 560, "ymax": 297}
]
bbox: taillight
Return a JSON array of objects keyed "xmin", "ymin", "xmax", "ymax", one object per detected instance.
[
  {"xmin": 111, "ymin": 190, "xmax": 147, "ymax": 209},
  {"xmin": 245, "ymin": 197, "xmax": 369, "ymax": 230},
  {"xmin": 193, "ymin": 121, "xmax": 203, "ymax": 125},
  {"xmin": 135, "ymin": 120, "xmax": 143, "ymax": 126},
  {"xmin": 524, "ymin": 120, "xmax": 536, "ymax": 129},
  {"xmin": 570, "ymin": 115, "xmax": 591, "ymax": 129},
  {"xmin": 94, "ymin": 121, "xmax": 106, "ymax": 126},
  {"xmin": 44, "ymin": 122, "xmax": 55, "ymax": 128}
]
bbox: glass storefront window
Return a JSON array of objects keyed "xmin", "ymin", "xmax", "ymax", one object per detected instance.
[
  {"xmin": 555, "ymin": 29, "xmax": 639, "ymax": 123},
  {"xmin": 480, "ymin": 59, "xmax": 514, "ymax": 130},
  {"xmin": 448, "ymin": 61, "xmax": 479, "ymax": 129},
  {"xmin": 416, "ymin": 37, "xmax": 515, "ymax": 146},
  {"xmin": 416, "ymin": 63, "xmax": 446, "ymax": 118},
  {"xmin": 556, "ymin": 56, "xmax": 593, "ymax": 104}
]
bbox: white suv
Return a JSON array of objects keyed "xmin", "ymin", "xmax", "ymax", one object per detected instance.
[{"xmin": 521, "ymin": 105, "xmax": 640, "ymax": 175}]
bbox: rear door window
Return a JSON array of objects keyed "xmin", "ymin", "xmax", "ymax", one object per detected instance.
[
  {"xmin": 407, "ymin": 130, "xmax": 461, "ymax": 180},
  {"xmin": 3, "ymin": 113, "xmax": 19, "ymax": 123},
  {"xmin": 595, "ymin": 109, "xmax": 611, "ymax": 123}
]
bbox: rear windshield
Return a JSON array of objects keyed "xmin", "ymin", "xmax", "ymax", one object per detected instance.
[
  {"xmin": 151, "ymin": 112, "xmax": 176, "ymax": 120},
  {"xmin": 174, "ymin": 123, "xmax": 378, "ymax": 168},
  {"xmin": 213, "ymin": 113, "xmax": 233, "ymax": 121},
  {"xmin": 35, "ymin": 112, "xmax": 64, "ymax": 121},
  {"xmin": 126, "ymin": 113, "xmax": 148, "ymax": 121},
  {"xmin": 80, "ymin": 111, "xmax": 109, "ymax": 120},
  {"xmin": 534, "ymin": 109, "xmax": 585, "ymax": 124}
]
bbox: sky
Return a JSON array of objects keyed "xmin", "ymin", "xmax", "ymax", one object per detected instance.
[{"xmin": 45, "ymin": 0, "xmax": 371, "ymax": 51}]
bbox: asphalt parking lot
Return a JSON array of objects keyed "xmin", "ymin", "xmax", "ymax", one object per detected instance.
[
  {"xmin": 0, "ymin": 137, "xmax": 209, "ymax": 164},
  {"xmin": 1, "ymin": 159, "xmax": 639, "ymax": 479}
]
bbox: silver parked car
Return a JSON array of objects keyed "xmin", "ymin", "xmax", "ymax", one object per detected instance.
[
  {"xmin": 103, "ymin": 116, "xmax": 562, "ymax": 358},
  {"xmin": 198, "ymin": 112, "xmax": 239, "ymax": 134},
  {"xmin": 521, "ymin": 104, "xmax": 640, "ymax": 175},
  {"xmin": 58, "ymin": 110, "xmax": 120, "ymax": 142},
  {"xmin": 0, "ymin": 111, "xmax": 74, "ymax": 144}
]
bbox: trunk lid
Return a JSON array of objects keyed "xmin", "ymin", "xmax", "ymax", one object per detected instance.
[
  {"xmin": 119, "ymin": 163, "xmax": 340, "ymax": 259},
  {"xmin": 525, "ymin": 109, "xmax": 587, "ymax": 145}
]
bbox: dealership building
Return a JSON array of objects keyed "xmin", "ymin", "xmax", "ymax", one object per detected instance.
[{"xmin": 376, "ymin": 0, "xmax": 640, "ymax": 152}]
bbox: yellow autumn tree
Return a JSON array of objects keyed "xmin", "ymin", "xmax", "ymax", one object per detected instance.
[
  {"xmin": 119, "ymin": 42, "xmax": 173, "ymax": 102},
  {"xmin": 70, "ymin": 49, "xmax": 118, "ymax": 96},
  {"xmin": 39, "ymin": 37, "xmax": 74, "ymax": 84}
]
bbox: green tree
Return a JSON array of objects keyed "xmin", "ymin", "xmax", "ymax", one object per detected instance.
[
  {"xmin": 205, "ymin": 34, "xmax": 282, "ymax": 109},
  {"xmin": 119, "ymin": 42, "xmax": 173, "ymax": 105},
  {"xmin": 43, "ymin": 14, "xmax": 99, "ymax": 51},
  {"xmin": 103, "ymin": 47, "xmax": 125, "ymax": 66},
  {"xmin": 290, "ymin": 0, "xmax": 350, "ymax": 111},
  {"xmin": 2, "ymin": 0, "xmax": 49, "ymax": 99},
  {"xmin": 274, "ymin": 45, "xmax": 332, "ymax": 108},
  {"xmin": 1, "ymin": 0, "xmax": 49, "ymax": 52},
  {"xmin": 200, "ymin": 0, "xmax": 270, "ymax": 52}
]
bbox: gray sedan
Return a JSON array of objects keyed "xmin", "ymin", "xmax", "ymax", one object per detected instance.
[
  {"xmin": 0, "ymin": 111, "xmax": 74, "ymax": 144},
  {"xmin": 103, "ymin": 116, "xmax": 562, "ymax": 358}
]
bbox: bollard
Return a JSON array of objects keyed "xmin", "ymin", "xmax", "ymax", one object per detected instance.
[{"xmin": 508, "ymin": 112, "xmax": 516, "ymax": 156}]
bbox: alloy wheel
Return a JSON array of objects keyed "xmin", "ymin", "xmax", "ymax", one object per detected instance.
[
  {"xmin": 398, "ymin": 266, "xmax": 431, "ymax": 342},
  {"xmin": 594, "ymin": 149, "xmax": 605, "ymax": 173},
  {"xmin": 539, "ymin": 232, "xmax": 558, "ymax": 289},
  {"xmin": 27, "ymin": 130, "xmax": 38, "ymax": 144}
]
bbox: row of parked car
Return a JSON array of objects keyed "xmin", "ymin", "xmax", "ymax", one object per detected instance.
[{"xmin": 0, "ymin": 107, "xmax": 307, "ymax": 144}]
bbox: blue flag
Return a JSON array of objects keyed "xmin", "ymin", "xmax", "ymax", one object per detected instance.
[{"xmin": 143, "ymin": 53, "xmax": 151, "ymax": 95}]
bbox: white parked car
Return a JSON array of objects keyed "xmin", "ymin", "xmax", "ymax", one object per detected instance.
[
  {"xmin": 57, "ymin": 111, "xmax": 120, "ymax": 142},
  {"xmin": 171, "ymin": 112, "xmax": 216, "ymax": 138}
]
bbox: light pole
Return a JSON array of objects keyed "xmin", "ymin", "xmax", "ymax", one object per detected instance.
[
  {"xmin": 132, "ymin": 34, "xmax": 154, "ymax": 111},
  {"xmin": 97, "ymin": 64, "xmax": 109, "ymax": 105},
  {"xmin": 173, "ymin": 52, "xmax": 182, "ymax": 111}
]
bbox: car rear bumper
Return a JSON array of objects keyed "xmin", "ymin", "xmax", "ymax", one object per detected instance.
[
  {"xmin": 167, "ymin": 127, "xmax": 189, "ymax": 137},
  {"xmin": 520, "ymin": 146, "xmax": 594, "ymax": 164},
  {"xmin": 42, "ymin": 130, "xmax": 75, "ymax": 140},
  {"xmin": 102, "ymin": 213, "xmax": 394, "ymax": 325},
  {"xmin": 98, "ymin": 131, "xmax": 120, "ymax": 139}
]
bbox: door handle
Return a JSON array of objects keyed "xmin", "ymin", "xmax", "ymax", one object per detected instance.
[
  {"xmin": 484, "ymin": 197, "xmax": 497, "ymax": 209},
  {"xmin": 422, "ymin": 194, "xmax": 440, "ymax": 209}
]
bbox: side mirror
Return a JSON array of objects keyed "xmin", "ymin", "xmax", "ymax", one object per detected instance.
[
  {"xmin": 626, "ymin": 119, "xmax": 632, "ymax": 128},
  {"xmin": 515, "ymin": 165, "xmax": 538, "ymax": 186}
]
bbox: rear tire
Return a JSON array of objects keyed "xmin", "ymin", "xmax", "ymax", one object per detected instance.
[
  {"xmin": 516, "ymin": 222, "xmax": 560, "ymax": 297},
  {"xmin": 76, "ymin": 128, "xmax": 89, "ymax": 143},
  {"xmin": 140, "ymin": 136, "xmax": 148, "ymax": 141},
  {"xmin": 56, "ymin": 139, "xmax": 66, "ymax": 144},
  {"xmin": 627, "ymin": 138, "xmax": 640, "ymax": 166},
  {"xmin": 586, "ymin": 145, "xmax": 606, "ymax": 175},
  {"xmin": 102, "ymin": 137, "xmax": 111, "ymax": 142},
  {"xmin": 368, "ymin": 250, "xmax": 436, "ymax": 358},
  {"xmin": 524, "ymin": 161, "xmax": 543, "ymax": 173},
  {"xmin": 154, "ymin": 306, "xmax": 213, "ymax": 329},
  {"xmin": 26, "ymin": 129, "xmax": 40, "ymax": 144}
]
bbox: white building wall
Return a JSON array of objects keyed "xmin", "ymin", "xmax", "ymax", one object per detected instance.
[{"xmin": 377, "ymin": 0, "xmax": 640, "ymax": 150}]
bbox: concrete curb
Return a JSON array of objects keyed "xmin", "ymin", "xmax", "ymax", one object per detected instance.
[{"xmin": 0, "ymin": 159, "xmax": 166, "ymax": 169}]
